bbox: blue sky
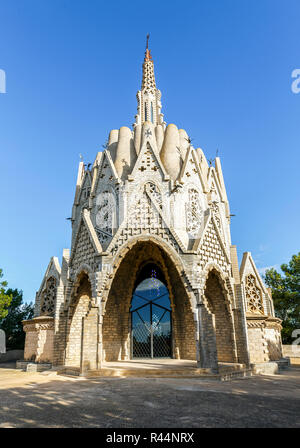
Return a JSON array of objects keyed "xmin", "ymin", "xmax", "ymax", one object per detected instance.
[{"xmin": 0, "ymin": 0, "xmax": 299, "ymax": 303}]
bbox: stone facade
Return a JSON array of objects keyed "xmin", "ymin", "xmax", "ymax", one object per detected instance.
[
  {"xmin": 22, "ymin": 43, "xmax": 282, "ymax": 373},
  {"xmin": 23, "ymin": 316, "xmax": 54, "ymax": 363}
]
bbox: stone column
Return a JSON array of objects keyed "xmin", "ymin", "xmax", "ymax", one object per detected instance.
[
  {"xmin": 195, "ymin": 291, "xmax": 218, "ymax": 373},
  {"xmin": 97, "ymin": 306, "xmax": 103, "ymax": 369},
  {"xmin": 232, "ymin": 284, "xmax": 251, "ymax": 365}
]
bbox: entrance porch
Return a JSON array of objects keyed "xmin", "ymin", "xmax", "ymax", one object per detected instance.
[{"xmin": 59, "ymin": 358, "xmax": 252, "ymax": 381}]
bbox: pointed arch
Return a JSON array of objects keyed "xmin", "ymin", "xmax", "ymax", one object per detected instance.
[
  {"xmin": 64, "ymin": 271, "xmax": 96, "ymax": 369},
  {"xmin": 102, "ymin": 239, "xmax": 196, "ymax": 362},
  {"xmin": 202, "ymin": 266, "xmax": 237, "ymax": 363}
]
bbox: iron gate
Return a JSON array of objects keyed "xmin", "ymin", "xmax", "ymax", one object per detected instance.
[{"xmin": 131, "ymin": 285, "xmax": 172, "ymax": 358}]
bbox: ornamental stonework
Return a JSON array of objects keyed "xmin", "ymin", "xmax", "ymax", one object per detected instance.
[
  {"xmin": 71, "ymin": 223, "xmax": 95, "ymax": 273},
  {"xmin": 95, "ymin": 190, "xmax": 116, "ymax": 244},
  {"xmin": 40, "ymin": 277, "xmax": 57, "ymax": 316},
  {"xmin": 198, "ymin": 221, "xmax": 229, "ymax": 272},
  {"xmin": 186, "ymin": 188, "xmax": 202, "ymax": 238},
  {"xmin": 245, "ymin": 274, "xmax": 264, "ymax": 314},
  {"xmin": 110, "ymin": 193, "xmax": 181, "ymax": 256},
  {"xmin": 138, "ymin": 144, "xmax": 161, "ymax": 174},
  {"xmin": 145, "ymin": 182, "xmax": 162, "ymax": 209}
]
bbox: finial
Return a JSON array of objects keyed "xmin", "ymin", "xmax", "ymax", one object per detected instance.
[{"xmin": 144, "ymin": 33, "xmax": 152, "ymax": 61}]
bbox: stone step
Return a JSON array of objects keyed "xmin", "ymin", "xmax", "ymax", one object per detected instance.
[
  {"xmin": 218, "ymin": 363, "xmax": 246, "ymax": 373},
  {"xmin": 219, "ymin": 368, "xmax": 252, "ymax": 381},
  {"xmin": 275, "ymin": 358, "xmax": 290, "ymax": 370},
  {"xmin": 57, "ymin": 366, "xmax": 81, "ymax": 377},
  {"xmin": 57, "ymin": 362, "xmax": 252, "ymax": 381},
  {"xmin": 16, "ymin": 361, "xmax": 52, "ymax": 372},
  {"xmin": 85, "ymin": 368, "xmax": 214, "ymax": 378},
  {"xmin": 84, "ymin": 366, "xmax": 252, "ymax": 381}
]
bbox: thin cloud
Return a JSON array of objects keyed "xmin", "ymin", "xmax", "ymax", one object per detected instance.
[{"xmin": 258, "ymin": 264, "xmax": 281, "ymax": 277}]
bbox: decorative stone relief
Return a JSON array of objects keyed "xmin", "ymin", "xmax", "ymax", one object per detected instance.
[
  {"xmin": 128, "ymin": 191, "xmax": 161, "ymax": 230},
  {"xmin": 110, "ymin": 190, "xmax": 181, "ymax": 255},
  {"xmin": 40, "ymin": 277, "xmax": 57, "ymax": 316},
  {"xmin": 211, "ymin": 201, "xmax": 221, "ymax": 230},
  {"xmin": 198, "ymin": 221, "xmax": 229, "ymax": 273},
  {"xmin": 186, "ymin": 188, "xmax": 202, "ymax": 238},
  {"xmin": 138, "ymin": 143, "xmax": 160, "ymax": 173},
  {"xmin": 71, "ymin": 223, "xmax": 95, "ymax": 274},
  {"xmin": 145, "ymin": 182, "xmax": 162, "ymax": 209},
  {"xmin": 245, "ymin": 274, "xmax": 264, "ymax": 314},
  {"xmin": 95, "ymin": 190, "xmax": 116, "ymax": 244}
]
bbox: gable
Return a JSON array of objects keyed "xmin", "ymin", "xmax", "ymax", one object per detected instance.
[
  {"xmin": 70, "ymin": 218, "xmax": 98, "ymax": 274},
  {"xmin": 240, "ymin": 252, "xmax": 268, "ymax": 315},
  {"xmin": 207, "ymin": 168, "xmax": 225, "ymax": 203},
  {"xmin": 37, "ymin": 257, "xmax": 61, "ymax": 296},
  {"xmin": 77, "ymin": 171, "xmax": 92, "ymax": 205},
  {"xmin": 130, "ymin": 141, "xmax": 169, "ymax": 181},
  {"xmin": 93, "ymin": 150, "xmax": 119, "ymax": 196},
  {"xmin": 197, "ymin": 214, "xmax": 230, "ymax": 273},
  {"xmin": 106, "ymin": 184, "xmax": 185, "ymax": 256},
  {"xmin": 178, "ymin": 147, "xmax": 204, "ymax": 190},
  {"xmin": 240, "ymin": 252, "xmax": 268, "ymax": 295}
]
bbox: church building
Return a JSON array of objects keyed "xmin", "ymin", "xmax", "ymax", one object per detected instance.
[{"xmin": 22, "ymin": 41, "xmax": 283, "ymax": 375}]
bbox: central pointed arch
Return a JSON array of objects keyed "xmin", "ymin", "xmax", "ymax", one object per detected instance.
[{"xmin": 102, "ymin": 240, "xmax": 196, "ymax": 362}]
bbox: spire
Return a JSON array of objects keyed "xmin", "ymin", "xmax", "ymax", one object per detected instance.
[
  {"xmin": 134, "ymin": 35, "xmax": 166, "ymax": 129},
  {"xmin": 142, "ymin": 34, "xmax": 156, "ymax": 93}
]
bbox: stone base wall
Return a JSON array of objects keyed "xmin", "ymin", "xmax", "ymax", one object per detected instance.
[
  {"xmin": 65, "ymin": 294, "xmax": 90, "ymax": 367},
  {"xmin": 247, "ymin": 326, "xmax": 268, "ymax": 363},
  {"xmin": 283, "ymin": 345, "xmax": 300, "ymax": 358},
  {"xmin": 82, "ymin": 306, "xmax": 98, "ymax": 370},
  {"xmin": 172, "ymin": 291, "xmax": 196, "ymax": 360},
  {"xmin": 265, "ymin": 327, "xmax": 282, "ymax": 360},
  {"xmin": 102, "ymin": 298, "xmax": 123, "ymax": 362},
  {"xmin": 23, "ymin": 316, "xmax": 54, "ymax": 363},
  {"xmin": 247, "ymin": 315, "xmax": 282, "ymax": 363}
]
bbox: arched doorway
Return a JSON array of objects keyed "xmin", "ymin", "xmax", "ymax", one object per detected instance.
[
  {"xmin": 102, "ymin": 240, "xmax": 196, "ymax": 362},
  {"xmin": 65, "ymin": 272, "xmax": 94, "ymax": 368},
  {"xmin": 130, "ymin": 264, "xmax": 172, "ymax": 358},
  {"xmin": 204, "ymin": 270, "xmax": 236, "ymax": 363}
]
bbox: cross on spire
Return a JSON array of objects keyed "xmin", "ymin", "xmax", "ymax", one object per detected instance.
[{"xmin": 144, "ymin": 33, "xmax": 152, "ymax": 62}]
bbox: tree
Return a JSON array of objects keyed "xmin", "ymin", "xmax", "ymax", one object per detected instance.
[
  {"xmin": 0, "ymin": 288, "xmax": 34, "ymax": 350},
  {"xmin": 0, "ymin": 269, "xmax": 12, "ymax": 319},
  {"xmin": 264, "ymin": 253, "xmax": 300, "ymax": 344}
]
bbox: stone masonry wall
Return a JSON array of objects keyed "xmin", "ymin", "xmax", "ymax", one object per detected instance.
[
  {"xmin": 71, "ymin": 222, "xmax": 95, "ymax": 274},
  {"xmin": 82, "ymin": 305, "xmax": 98, "ymax": 370},
  {"xmin": 24, "ymin": 329, "xmax": 38, "ymax": 361},
  {"xmin": 265, "ymin": 327, "xmax": 282, "ymax": 361},
  {"xmin": 247, "ymin": 326, "xmax": 268, "ymax": 363},
  {"xmin": 204, "ymin": 272, "xmax": 236, "ymax": 363},
  {"xmin": 65, "ymin": 275, "xmax": 92, "ymax": 367},
  {"xmin": 23, "ymin": 317, "xmax": 54, "ymax": 363}
]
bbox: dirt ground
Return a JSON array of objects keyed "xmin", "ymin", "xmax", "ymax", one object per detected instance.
[{"xmin": 0, "ymin": 362, "xmax": 299, "ymax": 428}]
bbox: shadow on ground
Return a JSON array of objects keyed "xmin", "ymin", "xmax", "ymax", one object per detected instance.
[{"xmin": 0, "ymin": 368, "xmax": 300, "ymax": 428}]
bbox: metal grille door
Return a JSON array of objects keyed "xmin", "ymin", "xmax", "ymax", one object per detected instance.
[{"xmin": 131, "ymin": 274, "xmax": 172, "ymax": 358}]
